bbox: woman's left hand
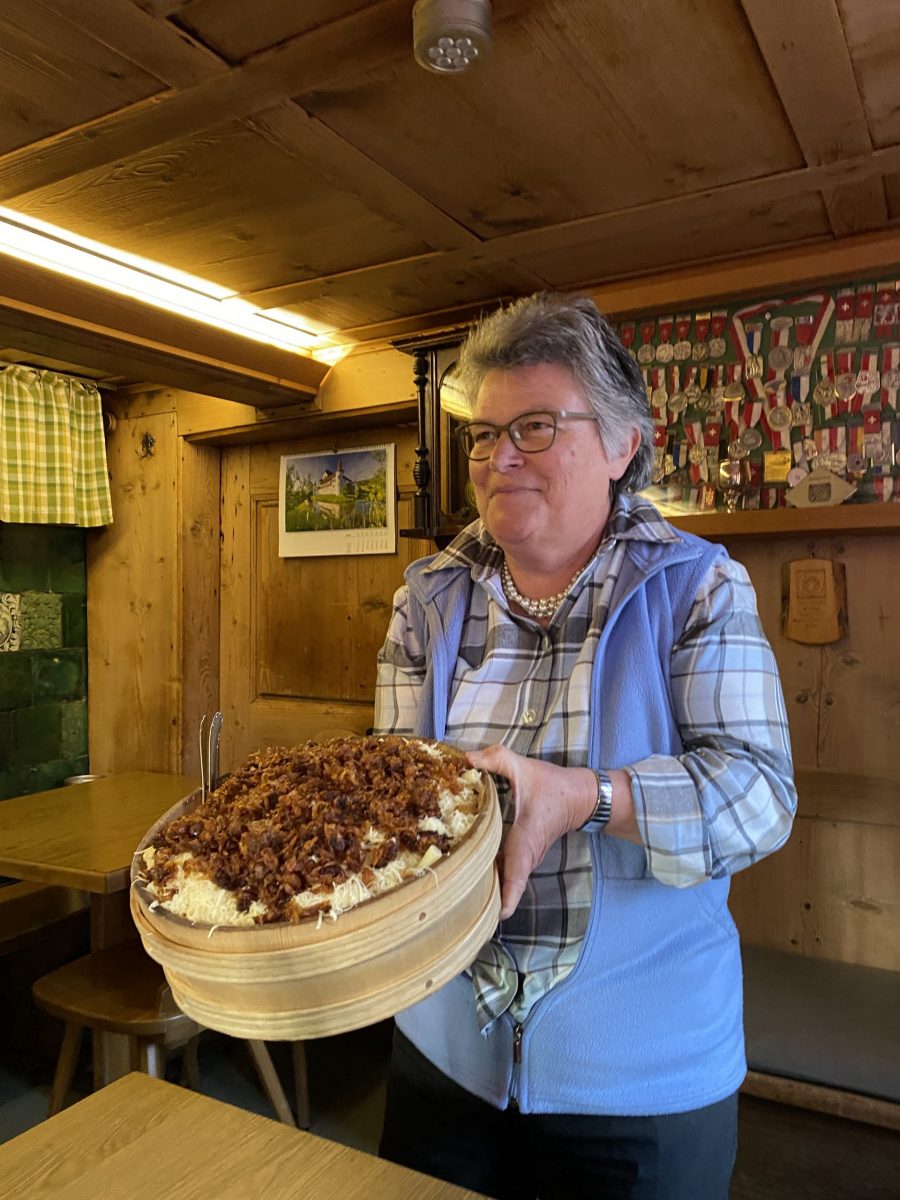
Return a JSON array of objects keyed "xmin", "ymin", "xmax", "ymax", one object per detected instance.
[{"xmin": 466, "ymin": 743, "xmax": 598, "ymax": 920}]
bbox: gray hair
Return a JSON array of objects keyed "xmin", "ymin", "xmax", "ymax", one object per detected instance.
[{"xmin": 456, "ymin": 292, "xmax": 653, "ymax": 495}]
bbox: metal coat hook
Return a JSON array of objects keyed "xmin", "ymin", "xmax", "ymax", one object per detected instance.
[{"xmin": 138, "ymin": 431, "xmax": 156, "ymax": 458}]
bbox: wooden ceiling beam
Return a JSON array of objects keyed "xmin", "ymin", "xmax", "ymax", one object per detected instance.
[
  {"xmin": 0, "ymin": 0, "xmax": 410, "ymax": 202},
  {"xmin": 738, "ymin": 0, "xmax": 887, "ymax": 237},
  {"xmin": 245, "ymin": 103, "xmax": 483, "ymax": 254},
  {"xmin": 0, "ymin": 256, "xmax": 328, "ymax": 403},
  {"xmin": 238, "ymin": 142, "xmax": 900, "ymax": 312},
  {"xmin": 583, "ymin": 226, "xmax": 900, "ymax": 321},
  {"xmin": 14, "ymin": 0, "xmax": 227, "ymax": 87}
]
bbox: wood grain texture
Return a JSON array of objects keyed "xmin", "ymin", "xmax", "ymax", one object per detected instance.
[
  {"xmin": 0, "ymin": 772, "xmax": 197, "ymax": 893},
  {"xmin": 88, "ymin": 410, "xmax": 181, "ymax": 774},
  {"xmin": 178, "ymin": 438, "xmax": 221, "ymax": 775},
  {"xmin": 0, "ymin": 1073, "xmax": 484, "ymax": 1199},
  {"xmin": 219, "ymin": 434, "xmax": 427, "ymax": 769}
]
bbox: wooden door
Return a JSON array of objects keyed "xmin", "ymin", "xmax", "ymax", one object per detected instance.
[{"xmin": 219, "ymin": 426, "xmax": 432, "ymax": 769}]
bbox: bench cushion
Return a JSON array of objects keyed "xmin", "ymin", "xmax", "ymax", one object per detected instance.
[{"xmin": 742, "ymin": 944, "xmax": 900, "ymax": 1104}]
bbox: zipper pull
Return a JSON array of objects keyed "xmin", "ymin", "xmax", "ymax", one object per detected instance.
[{"xmin": 513, "ymin": 1023, "xmax": 523, "ymax": 1064}]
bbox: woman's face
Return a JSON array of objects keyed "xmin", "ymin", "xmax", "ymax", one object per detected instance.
[{"xmin": 469, "ymin": 363, "xmax": 637, "ymax": 566}]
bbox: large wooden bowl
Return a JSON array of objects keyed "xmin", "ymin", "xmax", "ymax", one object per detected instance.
[{"xmin": 130, "ymin": 768, "xmax": 501, "ymax": 1040}]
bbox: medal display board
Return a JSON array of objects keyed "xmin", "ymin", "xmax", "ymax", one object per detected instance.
[{"xmin": 615, "ymin": 279, "xmax": 900, "ymax": 513}]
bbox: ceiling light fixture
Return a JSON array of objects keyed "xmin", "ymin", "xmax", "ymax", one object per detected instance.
[
  {"xmin": 0, "ymin": 206, "xmax": 342, "ymax": 360},
  {"xmin": 413, "ymin": 0, "xmax": 492, "ymax": 74}
]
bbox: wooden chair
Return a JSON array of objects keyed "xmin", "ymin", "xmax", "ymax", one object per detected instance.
[
  {"xmin": 32, "ymin": 941, "xmax": 309, "ymax": 1127},
  {"xmin": 0, "ymin": 882, "xmax": 88, "ymax": 956}
]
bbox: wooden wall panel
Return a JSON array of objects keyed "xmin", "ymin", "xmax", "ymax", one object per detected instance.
[
  {"xmin": 730, "ymin": 815, "xmax": 900, "ymax": 971},
  {"xmin": 88, "ymin": 398, "xmax": 221, "ymax": 776},
  {"xmin": 88, "ymin": 410, "xmax": 180, "ymax": 774},
  {"xmin": 723, "ymin": 533, "xmax": 900, "ymax": 780},
  {"xmin": 178, "ymin": 440, "xmax": 221, "ymax": 774},
  {"xmin": 218, "ymin": 427, "xmax": 432, "ymax": 770}
]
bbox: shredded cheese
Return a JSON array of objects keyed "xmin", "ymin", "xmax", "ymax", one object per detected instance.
[{"xmin": 140, "ymin": 739, "xmax": 482, "ymax": 927}]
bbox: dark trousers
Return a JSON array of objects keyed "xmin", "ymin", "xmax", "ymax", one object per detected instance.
[{"xmin": 379, "ymin": 1030, "xmax": 738, "ymax": 1200}]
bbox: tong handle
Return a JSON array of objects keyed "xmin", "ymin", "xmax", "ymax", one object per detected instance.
[{"xmin": 207, "ymin": 711, "xmax": 223, "ymax": 793}]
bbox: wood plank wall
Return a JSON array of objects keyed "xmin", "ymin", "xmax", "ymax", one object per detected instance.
[
  {"xmin": 722, "ymin": 532, "xmax": 900, "ymax": 971},
  {"xmin": 87, "ymin": 390, "xmax": 219, "ymax": 776}
]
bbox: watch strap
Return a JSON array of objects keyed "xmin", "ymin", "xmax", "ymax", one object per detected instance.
[{"xmin": 580, "ymin": 768, "xmax": 613, "ymax": 831}]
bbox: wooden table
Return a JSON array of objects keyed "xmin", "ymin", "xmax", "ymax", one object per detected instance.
[
  {"xmin": 0, "ymin": 772, "xmax": 197, "ymax": 1082},
  {"xmin": 0, "ymin": 771, "xmax": 197, "ymax": 949},
  {"xmin": 0, "ymin": 1073, "xmax": 484, "ymax": 1199}
]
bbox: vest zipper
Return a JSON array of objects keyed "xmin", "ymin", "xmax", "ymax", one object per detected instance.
[{"xmin": 509, "ymin": 1021, "xmax": 524, "ymax": 1106}]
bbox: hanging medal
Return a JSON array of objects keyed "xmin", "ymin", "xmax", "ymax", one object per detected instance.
[
  {"xmin": 637, "ymin": 317, "xmax": 656, "ymax": 364},
  {"xmin": 874, "ymin": 284, "xmax": 897, "ymax": 340},
  {"xmin": 667, "ymin": 364, "xmax": 685, "ymax": 420},
  {"xmin": 855, "ymin": 348, "xmax": 881, "ymax": 405},
  {"xmin": 656, "ymin": 315, "xmax": 675, "ymax": 363},
  {"xmin": 673, "ymin": 314, "xmax": 692, "ymax": 360},
  {"xmin": 620, "ymin": 321, "xmax": 637, "ymax": 360},
  {"xmin": 881, "ymin": 343, "xmax": 900, "ymax": 410},
  {"xmin": 813, "ymin": 351, "xmax": 837, "ymax": 419},
  {"xmin": 793, "ymin": 314, "xmax": 815, "ymax": 374},
  {"xmin": 862, "ymin": 404, "xmax": 885, "ymax": 467},
  {"xmin": 744, "ymin": 322, "xmax": 765, "ymax": 379},
  {"xmin": 695, "ymin": 366, "xmax": 714, "ymax": 413},
  {"xmin": 709, "ymin": 310, "xmax": 728, "ymax": 358},
  {"xmin": 767, "ymin": 316, "xmax": 794, "ymax": 383},
  {"xmin": 790, "ymin": 372, "xmax": 813, "ymax": 438},
  {"xmin": 846, "ymin": 419, "xmax": 866, "ymax": 479},
  {"xmin": 835, "ymin": 288, "xmax": 855, "ymax": 344},
  {"xmin": 649, "ymin": 368, "xmax": 669, "ymax": 423},
  {"xmin": 683, "ymin": 416, "xmax": 706, "ymax": 484},
  {"xmin": 693, "ymin": 312, "xmax": 711, "ymax": 361},
  {"xmin": 651, "ymin": 423, "xmax": 668, "ymax": 483},
  {"xmin": 833, "ymin": 349, "xmax": 857, "ymax": 415},
  {"xmin": 682, "ymin": 366, "xmax": 701, "ymax": 411},
  {"xmin": 854, "ymin": 284, "xmax": 875, "ymax": 344}
]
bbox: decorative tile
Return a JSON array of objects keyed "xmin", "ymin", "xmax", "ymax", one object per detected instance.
[
  {"xmin": 0, "ymin": 653, "xmax": 32, "ymax": 709},
  {"xmin": 19, "ymin": 592, "xmax": 62, "ymax": 650},
  {"xmin": 12, "ymin": 704, "xmax": 63, "ymax": 767},
  {"xmin": 32, "ymin": 651, "xmax": 84, "ymax": 702},
  {"xmin": 0, "ymin": 593, "xmax": 21, "ymax": 652}
]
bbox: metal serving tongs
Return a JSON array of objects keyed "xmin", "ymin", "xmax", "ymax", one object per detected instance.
[{"xmin": 199, "ymin": 711, "xmax": 224, "ymax": 802}]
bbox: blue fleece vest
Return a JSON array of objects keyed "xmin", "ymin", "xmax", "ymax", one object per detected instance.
[{"xmin": 395, "ymin": 529, "xmax": 747, "ymax": 1115}]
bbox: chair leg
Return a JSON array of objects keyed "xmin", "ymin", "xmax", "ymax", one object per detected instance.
[
  {"xmin": 292, "ymin": 1042, "xmax": 310, "ymax": 1130},
  {"xmin": 180, "ymin": 1035, "xmax": 200, "ymax": 1090},
  {"xmin": 48, "ymin": 1023, "xmax": 83, "ymax": 1118},
  {"xmin": 247, "ymin": 1040, "xmax": 296, "ymax": 1127},
  {"xmin": 138, "ymin": 1039, "xmax": 166, "ymax": 1078}
]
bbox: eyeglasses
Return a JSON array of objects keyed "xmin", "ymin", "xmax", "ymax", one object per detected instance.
[{"xmin": 455, "ymin": 410, "xmax": 598, "ymax": 460}]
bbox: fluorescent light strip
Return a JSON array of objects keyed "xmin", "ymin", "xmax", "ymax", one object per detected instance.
[{"xmin": 0, "ymin": 206, "xmax": 337, "ymax": 356}]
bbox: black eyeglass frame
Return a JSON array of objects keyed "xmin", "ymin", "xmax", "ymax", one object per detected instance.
[{"xmin": 455, "ymin": 409, "xmax": 599, "ymax": 460}]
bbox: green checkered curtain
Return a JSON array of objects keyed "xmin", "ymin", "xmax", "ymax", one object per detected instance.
[{"xmin": 0, "ymin": 365, "xmax": 113, "ymax": 526}]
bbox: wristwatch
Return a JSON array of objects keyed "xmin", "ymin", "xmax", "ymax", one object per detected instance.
[{"xmin": 580, "ymin": 769, "xmax": 613, "ymax": 832}]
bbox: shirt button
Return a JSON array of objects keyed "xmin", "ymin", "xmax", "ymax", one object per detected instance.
[{"xmin": 522, "ymin": 708, "xmax": 537, "ymax": 725}]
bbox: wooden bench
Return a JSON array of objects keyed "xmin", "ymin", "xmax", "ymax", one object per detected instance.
[
  {"xmin": 741, "ymin": 944, "xmax": 900, "ymax": 1132},
  {"xmin": 0, "ymin": 881, "xmax": 89, "ymax": 955}
]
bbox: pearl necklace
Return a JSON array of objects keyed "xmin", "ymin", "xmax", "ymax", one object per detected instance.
[{"xmin": 500, "ymin": 559, "xmax": 586, "ymax": 620}]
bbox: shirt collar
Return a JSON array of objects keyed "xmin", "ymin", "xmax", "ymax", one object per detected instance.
[{"xmin": 424, "ymin": 492, "xmax": 681, "ymax": 582}]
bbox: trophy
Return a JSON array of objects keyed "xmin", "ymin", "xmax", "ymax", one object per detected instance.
[{"xmin": 717, "ymin": 458, "xmax": 748, "ymax": 513}]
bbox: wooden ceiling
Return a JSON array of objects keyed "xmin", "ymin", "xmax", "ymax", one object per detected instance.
[{"xmin": 2, "ymin": 0, "xmax": 900, "ymax": 356}]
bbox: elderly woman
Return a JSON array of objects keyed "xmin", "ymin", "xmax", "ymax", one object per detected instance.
[{"xmin": 375, "ymin": 293, "xmax": 796, "ymax": 1200}]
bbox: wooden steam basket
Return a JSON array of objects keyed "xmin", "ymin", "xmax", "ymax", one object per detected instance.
[{"xmin": 130, "ymin": 771, "xmax": 501, "ymax": 1040}]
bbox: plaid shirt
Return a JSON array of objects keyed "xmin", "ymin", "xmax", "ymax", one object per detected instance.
[{"xmin": 375, "ymin": 496, "xmax": 795, "ymax": 1029}]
